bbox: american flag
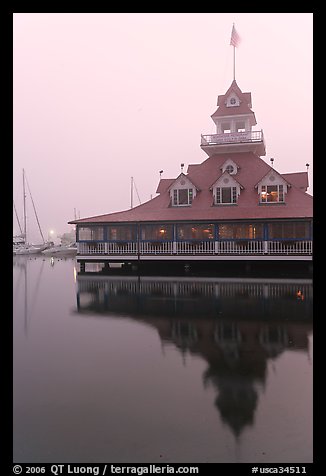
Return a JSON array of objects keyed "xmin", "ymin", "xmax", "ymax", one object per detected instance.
[{"xmin": 230, "ymin": 24, "xmax": 241, "ymax": 48}]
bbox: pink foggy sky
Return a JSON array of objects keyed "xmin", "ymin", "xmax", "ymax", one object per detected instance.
[{"xmin": 13, "ymin": 13, "xmax": 313, "ymax": 243}]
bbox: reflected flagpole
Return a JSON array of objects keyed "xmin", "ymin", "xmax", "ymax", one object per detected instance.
[{"xmin": 230, "ymin": 23, "xmax": 241, "ymax": 81}]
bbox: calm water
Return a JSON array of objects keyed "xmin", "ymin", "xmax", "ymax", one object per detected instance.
[{"xmin": 13, "ymin": 255, "xmax": 313, "ymax": 463}]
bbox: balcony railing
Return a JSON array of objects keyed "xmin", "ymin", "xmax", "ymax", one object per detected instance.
[
  {"xmin": 78, "ymin": 240, "xmax": 312, "ymax": 256},
  {"xmin": 201, "ymin": 130, "xmax": 264, "ymax": 146}
]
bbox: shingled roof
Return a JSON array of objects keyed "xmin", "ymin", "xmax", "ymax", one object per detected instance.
[
  {"xmin": 69, "ymin": 152, "xmax": 312, "ymax": 225},
  {"xmin": 211, "ymin": 80, "xmax": 257, "ymax": 123}
]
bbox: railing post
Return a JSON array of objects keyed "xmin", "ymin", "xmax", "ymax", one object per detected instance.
[{"xmin": 263, "ymin": 240, "xmax": 268, "ymax": 254}]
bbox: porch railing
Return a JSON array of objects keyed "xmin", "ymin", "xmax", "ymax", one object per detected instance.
[
  {"xmin": 78, "ymin": 240, "xmax": 312, "ymax": 256},
  {"xmin": 268, "ymin": 240, "xmax": 312, "ymax": 255},
  {"xmin": 201, "ymin": 130, "xmax": 264, "ymax": 146},
  {"xmin": 140, "ymin": 241, "xmax": 173, "ymax": 254},
  {"xmin": 106, "ymin": 242, "xmax": 138, "ymax": 254},
  {"xmin": 176, "ymin": 241, "xmax": 215, "ymax": 254}
]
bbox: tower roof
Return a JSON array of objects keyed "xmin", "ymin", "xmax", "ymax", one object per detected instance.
[{"xmin": 211, "ymin": 80, "xmax": 257, "ymax": 123}]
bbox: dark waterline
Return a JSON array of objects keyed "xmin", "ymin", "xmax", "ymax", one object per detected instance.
[{"xmin": 13, "ymin": 256, "xmax": 313, "ymax": 463}]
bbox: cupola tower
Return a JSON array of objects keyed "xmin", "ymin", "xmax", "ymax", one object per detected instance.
[{"xmin": 200, "ymin": 80, "xmax": 266, "ymax": 157}]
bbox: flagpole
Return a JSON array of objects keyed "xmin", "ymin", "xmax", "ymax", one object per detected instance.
[
  {"xmin": 230, "ymin": 23, "xmax": 240, "ymax": 82},
  {"xmin": 233, "ymin": 45, "xmax": 236, "ymax": 81}
]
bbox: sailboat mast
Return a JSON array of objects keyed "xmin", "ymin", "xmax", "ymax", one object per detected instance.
[
  {"xmin": 13, "ymin": 200, "xmax": 23, "ymax": 235},
  {"xmin": 25, "ymin": 171, "xmax": 45, "ymax": 243},
  {"xmin": 23, "ymin": 169, "xmax": 27, "ymax": 242},
  {"xmin": 130, "ymin": 176, "xmax": 141, "ymax": 209}
]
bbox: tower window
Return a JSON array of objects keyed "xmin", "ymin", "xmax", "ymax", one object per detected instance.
[
  {"xmin": 236, "ymin": 121, "xmax": 246, "ymax": 132},
  {"xmin": 221, "ymin": 122, "xmax": 231, "ymax": 134}
]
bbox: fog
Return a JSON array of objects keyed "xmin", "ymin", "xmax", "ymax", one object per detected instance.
[{"xmin": 13, "ymin": 13, "xmax": 313, "ymax": 243}]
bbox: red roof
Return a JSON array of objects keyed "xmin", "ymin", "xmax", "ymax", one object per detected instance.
[
  {"xmin": 211, "ymin": 80, "xmax": 257, "ymax": 122},
  {"xmin": 69, "ymin": 152, "xmax": 313, "ymax": 225},
  {"xmin": 282, "ymin": 172, "xmax": 309, "ymax": 191},
  {"xmin": 156, "ymin": 178, "xmax": 174, "ymax": 194}
]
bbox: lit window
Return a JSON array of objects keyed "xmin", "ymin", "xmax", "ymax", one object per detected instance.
[
  {"xmin": 216, "ymin": 186, "xmax": 237, "ymax": 204},
  {"xmin": 261, "ymin": 185, "xmax": 284, "ymax": 203},
  {"xmin": 177, "ymin": 223, "xmax": 214, "ymax": 240},
  {"xmin": 218, "ymin": 223, "xmax": 263, "ymax": 240},
  {"xmin": 141, "ymin": 224, "xmax": 173, "ymax": 241},
  {"xmin": 173, "ymin": 188, "xmax": 193, "ymax": 206}
]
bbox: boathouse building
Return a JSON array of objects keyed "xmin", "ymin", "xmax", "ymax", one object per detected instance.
[{"xmin": 69, "ymin": 79, "xmax": 313, "ymax": 274}]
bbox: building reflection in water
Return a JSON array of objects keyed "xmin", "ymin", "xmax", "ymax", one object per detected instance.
[{"xmin": 75, "ymin": 276, "xmax": 312, "ymax": 438}]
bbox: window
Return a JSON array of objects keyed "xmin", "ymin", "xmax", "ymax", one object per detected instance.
[
  {"xmin": 173, "ymin": 188, "xmax": 193, "ymax": 206},
  {"xmin": 267, "ymin": 221, "xmax": 311, "ymax": 240},
  {"xmin": 141, "ymin": 224, "xmax": 173, "ymax": 241},
  {"xmin": 216, "ymin": 186, "xmax": 237, "ymax": 204},
  {"xmin": 78, "ymin": 226, "xmax": 104, "ymax": 241},
  {"xmin": 107, "ymin": 225, "xmax": 136, "ymax": 241},
  {"xmin": 261, "ymin": 185, "xmax": 284, "ymax": 203},
  {"xmin": 236, "ymin": 121, "xmax": 246, "ymax": 132},
  {"xmin": 222, "ymin": 160, "xmax": 238, "ymax": 175},
  {"xmin": 221, "ymin": 122, "xmax": 231, "ymax": 133},
  {"xmin": 225, "ymin": 165, "xmax": 234, "ymax": 174},
  {"xmin": 177, "ymin": 223, "xmax": 214, "ymax": 241},
  {"xmin": 218, "ymin": 223, "xmax": 263, "ymax": 240}
]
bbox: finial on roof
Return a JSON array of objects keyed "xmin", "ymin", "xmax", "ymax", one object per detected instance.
[
  {"xmin": 306, "ymin": 163, "xmax": 310, "ymax": 171},
  {"xmin": 270, "ymin": 157, "xmax": 274, "ymax": 167},
  {"xmin": 181, "ymin": 163, "xmax": 184, "ymax": 173},
  {"xmin": 159, "ymin": 170, "xmax": 163, "ymax": 178}
]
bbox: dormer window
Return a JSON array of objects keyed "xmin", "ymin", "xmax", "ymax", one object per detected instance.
[
  {"xmin": 169, "ymin": 173, "xmax": 198, "ymax": 207},
  {"xmin": 211, "ymin": 171, "xmax": 243, "ymax": 206},
  {"xmin": 173, "ymin": 188, "xmax": 193, "ymax": 206},
  {"xmin": 216, "ymin": 186, "xmax": 237, "ymax": 204},
  {"xmin": 221, "ymin": 159, "xmax": 238, "ymax": 175},
  {"xmin": 261, "ymin": 185, "xmax": 284, "ymax": 203},
  {"xmin": 256, "ymin": 171, "xmax": 289, "ymax": 204}
]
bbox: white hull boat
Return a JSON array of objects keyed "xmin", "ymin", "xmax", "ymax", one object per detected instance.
[
  {"xmin": 14, "ymin": 242, "xmax": 54, "ymax": 255},
  {"xmin": 41, "ymin": 243, "xmax": 77, "ymax": 256}
]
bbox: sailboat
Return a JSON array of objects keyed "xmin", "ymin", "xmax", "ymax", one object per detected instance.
[
  {"xmin": 13, "ymin": 199, "xmax": 26, "ymax": 247},
  {"xmin": 13, "ymin": 169, "xmax": 53, "ymax": 255}
]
